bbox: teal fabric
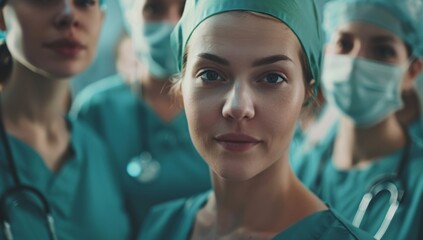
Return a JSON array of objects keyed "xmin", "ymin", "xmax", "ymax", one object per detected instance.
[
  {"xmin": 71, "ymin": 74, "xmax": 211, "ymax": 237},
  {"xmin": 0, "ymin": 0, "xmax": 106, "ymax": 9},
  {"xmin": 171, "ymin": 0, "xmax": 323, "ymax": 86},
  {"xmin": 323, "ymin": 0, "xmax": 423, "ymax": 57},
  {"xmin": 0, "ymin": 116, "xmax": 130, "ymax": 240},
  {"xmin": 293, "ymin": 119, "xmax": 423, "ymax": 239},
  {"xmin": 137, "ymin": 191, "xmax": 374, "ymax": 240}
]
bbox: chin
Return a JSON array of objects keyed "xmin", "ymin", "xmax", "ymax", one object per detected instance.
[
  {"xmin": 213, "ymin": 162, "xmax": 261, "ymax": 182},
  {"xmin": 45, "ymin": 64, "xmax": 88, "ymax": 79}
]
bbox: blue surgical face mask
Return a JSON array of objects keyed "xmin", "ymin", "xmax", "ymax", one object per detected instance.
[
  {"xmin": 322, "ymin": 54, "xmax": 409, "ymax": 127},
  {"xmin": 130, "ymin": 22, "xmax": 177, "ymax": 79}
]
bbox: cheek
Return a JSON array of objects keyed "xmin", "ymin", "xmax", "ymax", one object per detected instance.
[
  {"xmin": 264, "ymin": 97, "xmax": 302, "ymax": 134},
  {"xmin": 261, "ymin": 86, "xmax": 304, "ymax": 143},
  {"xmin": 182, "ymin": 81, "xmax": 222, "ymax": 149},
  {"xmin": 85, "ymin": 13, "xmax": 104, "ymax": 55},
  {"xmin": 183, "ymin": 86, "xmax": 215, "ymax": 131}
]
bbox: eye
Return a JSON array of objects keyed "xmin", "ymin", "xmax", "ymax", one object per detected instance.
[
  {"xmin": 198, "ymin": 70, "xmax": 222, "ymax": 82},
  {"xmin": 75, "ymin": 0, "xmax": 96, "ymax": 7},
  {"xmin": 143, "ymin": 3, "xmax": 166, "ymax": 18},
  {"xmin": 374, "ymin": 45, "xmax": 397, "ymax": 60},
  {"xmin": 335, "ymin": 37, "xmax": 354, "ymax": 54},
  {"xmin": 261, "ymin": 73, "xmax": 286, "ymax": 84}
]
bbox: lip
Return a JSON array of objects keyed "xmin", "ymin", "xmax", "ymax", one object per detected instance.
[
  {"xmin": 214, "ymin": 133, "xmax": 261, "ymax": 152},
  {"xmin": 44, "ymin": 38, "xmax": 86, "ymax": 57}
]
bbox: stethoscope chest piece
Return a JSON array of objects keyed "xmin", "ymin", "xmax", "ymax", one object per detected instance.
[{"xmin": 127, "ymin": 151, "xmax": 161, "ymax": 183}]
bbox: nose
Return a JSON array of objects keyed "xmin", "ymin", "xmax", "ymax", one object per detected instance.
[
  {"xmin": 350, "ymin": 40, "xmax": 367, "ymax": 59},
  {"xmin": 222, "ymin": 81, "xmax": 255, "ymax": 121},
  {"xmin": 53, "ymin": 0, "xmax": 80, "ymax": 29}
]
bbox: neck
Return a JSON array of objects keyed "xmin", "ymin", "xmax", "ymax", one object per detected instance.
[
  {"xmin": 0, "ymin": 61, "xmax": 71, "ymax": 172},
  {"xmin": 207, "ymin": 156, "xmax": 326, "ymax": 237},
  {"xmin": 133, "ymin": 72, "xmax": 181, "ymax": 122},
  {"xmin": 138, "ymin": 72, "xmax": 172, "ymax": 99},
  {"xmin": 395, "ymin": 90, "xmax": 420, "ymax": 126},
  {"xmin": 2, "ymin": 61, "xmax": 69, "ymax": 124},
  {"xmin": 333, "ymin": 116, "xmax": 407, "ymax": 169}
]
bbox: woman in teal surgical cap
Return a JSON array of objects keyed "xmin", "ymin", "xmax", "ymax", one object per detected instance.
[
  {"xmin": 293, "ymin": 0, "xmax": 423, "ymax": 239},
  {"xmin": 138, "ymin": 0, "xmax": 375, "ymax": 239},
  {"xmin": 0, "ymin": 0, "xmax": 130, "ymax": 239},
  {"xmin": 71, "ymin": 0, "xmax": 211, "ymax": 237}
]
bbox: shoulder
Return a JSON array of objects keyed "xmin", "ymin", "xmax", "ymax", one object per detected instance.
[
  {"xmin": 137, "ymin": 192, "xmax": 210, "ymax": 240},
  {"xmin": 274, "ymin": 209, "xmax": 374, "ymax": 240},
  {"xmin": 70, "ymin": 74, "xmax": 131, "ymax": 118},
  {"xmin": 320, "ymin": 209, "xmax": 375, "ymax": 240},
  {"xmin": 66, "ymin": 115, "xmax": 111, "ymax": 156}
]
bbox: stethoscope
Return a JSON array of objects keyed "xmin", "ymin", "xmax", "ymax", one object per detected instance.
[
  {"xmin": 126, "ymin": 82, "xmax": 161, "ymax": 183},
  {"xmin": 312, "ymin": 128, "xmax": 410, "ymax": 240},
  {"xmin": 0, "ymin": 101, "xmax": 58, "ymax": 240}
]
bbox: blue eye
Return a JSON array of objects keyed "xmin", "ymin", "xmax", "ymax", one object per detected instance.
[
  {"xmin": 199, "ymin": 70, "xmax": 222, "ymax": 82},
  {"xmin": 262, "ymin": 73, "xmax": 286, "ymax": 84},
  {"xmin": 375, "ymin": 45, "xmax": 396, "ymax": 60}
]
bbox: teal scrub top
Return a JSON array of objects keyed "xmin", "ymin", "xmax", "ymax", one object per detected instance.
[
  {"xmin": 0, "ymin": 116, "xmax": 130, "ymax": 240},
  {"xmin": 71, "ymin": 74, "xmax": 212, "ymax": 237},
  {"xmin": 292, "ymin": 119, "xmax": 423, "ymax": 240},
  {"xmin": 137, "ymin": 191, "xmax": 374, "ymax": 240}
]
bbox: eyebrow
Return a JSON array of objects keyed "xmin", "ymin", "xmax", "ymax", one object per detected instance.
[
  {"xmin": 197, "ymin": 53, "xmax": 293, "ymax": 67},
  {"xmin": 198, "ymin": 53, "xmax": 230, "ymax": 66},
  {"xmin": 370, "ymin": 35, "xmax": 398, "ymax": 43},
  {"xmin": 252, "ymin": 55, "xmax": 293, "ymax": 67}
]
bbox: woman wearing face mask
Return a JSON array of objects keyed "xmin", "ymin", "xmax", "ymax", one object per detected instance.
[
  {"xmin": 71, "ymin": 0, "xmax": 211, "ymax": 237},
  {"xmin": 137, "ymin": 0, "xmax": 375, "ymax": 239},
  {"xmin": 0, "ymin": 1, "xmax": 130, "ymax": 239},
  {"xmin": 293, "ymin": 0, "xmax": 423, "ymax": 239}
]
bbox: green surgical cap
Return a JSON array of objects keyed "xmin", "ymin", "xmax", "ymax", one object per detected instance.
[
  {"xmin": 323, "ymin": 0, "xmax": 423, "ymax": 57},
  {"xmin": 171, "ymin": 0, "xmax": 323, "ymax": 85}
]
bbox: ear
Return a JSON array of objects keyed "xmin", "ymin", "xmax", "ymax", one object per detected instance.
[
  {"xmin": 408, "ymin": 58, "xmax": 423, "ymax": 81},
  {"xmin": 402, "ymin": 59, "xmax": 423, "ymax": 91},
  {"xmin": 305, "ymin": 79, "xmax": 316, "ymax": 99},
  {"xmin": 304, "ymin": 79, "xmax": 316, "ymax": 103}
]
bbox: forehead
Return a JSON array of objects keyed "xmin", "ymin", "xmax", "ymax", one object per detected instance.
[
  {"xmin": 187, "ymin": 12, "xmax": 301, "ymax": 61},
  {"xmin": 333, "ymin": 22, "xmax": 404, "ymax": 45}
]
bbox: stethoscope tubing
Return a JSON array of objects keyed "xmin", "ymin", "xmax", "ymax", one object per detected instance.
[{"xmin": 0, "ymin": 98, "xmax": 58, "ymax": 240}]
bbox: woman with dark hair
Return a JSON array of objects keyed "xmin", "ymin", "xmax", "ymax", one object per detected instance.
[{"xmin": 0, "ymin": 1, "xmax": 130, "ymax": 239}]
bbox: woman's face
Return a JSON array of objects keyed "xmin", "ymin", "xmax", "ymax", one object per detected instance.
[
  {"xmin": 0, "ymin": 0, "xmax": 104, "ymax": 78},
  {"xmin": 140, "ymin": 0, "xmax": 184, "ymax": 24},
  {"xmin": 326, "ymin": 22, "xmax": 419, "ymax": 90},
  {"xmin": 327, "ymin": 22, "xmax": 409, "ymax": 64},
  {"xmin": 182, "ymin": 12, "xmax": 307, "ymax": 181}
]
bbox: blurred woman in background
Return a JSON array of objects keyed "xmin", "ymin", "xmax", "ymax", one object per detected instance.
[
  {"xmin": 0, "ymin": 0, "xmax": 130, "ymax": 239},
  {"xmin": 293, "ymin": 0, "xmax": 423, "ymax": 239},
  {"xmin": 71, "ymin": 0, "xmax": 211, "ymax": 237}
]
